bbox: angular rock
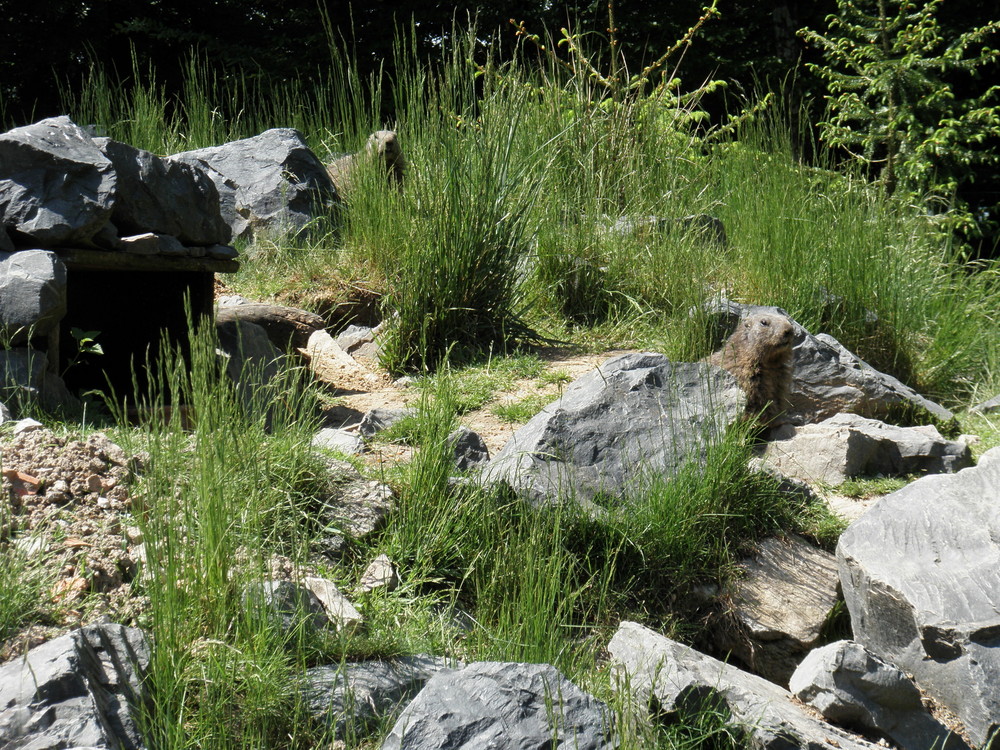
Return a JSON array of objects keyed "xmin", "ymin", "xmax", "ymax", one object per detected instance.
[
  {"xmin": 0, "ymin": 347, "xmax": 78, "ymax": 414},
  {"xmin": 763, "ymin": 413, "xmax": 972, "ymax": 486},
  {"xmin": 215, "ymin": 318, "xmax": 282, "ymax": 400},
  {"xmin": 313, "ymin": 427, "xmax": 365, "ymax": 456},
  {"xmin": 358, "ymin": 554, "xmax": 399, "ymax": 594},
  {"xmin": 701, "ymin": 300, "xmax": 954, "ymax": 426},
  {"xmin": 447, "ymin": 426, "xmax": 490, "ymax": 471},
  {"xmin": 336, "ymin": 324, "xmax": 376, "ymax": 353},
  {"xmin": 12, "ymin": 417, "xmax": 43, "ymax": 434},
  {"xmin": 0, "ymin": 622, "xmax": 150, "ymax": 750},
  {"xmin": 0, "ymin": 116, "xmax": 116, "ymax": 246},
  {"xmin": 608, "ymin": 621, "xmax": 878, "ymax": 749},
  {"xmin": 837, "ymin": 448, "xmax": 1000, "ymax": 747},
  {"xmin": 244, "ymin": 580, "xmax": 330, "ymax": 634},
  {"xmin": 971, "ymin": 393, "xmax": 1000, "ymax": 414},
  {"xmin": 321, "ymin": 479, "xmax": 394, "ymax": 540},
  {"xmin": 0, "ymin": 399, "xmax": 10, "ymax": 423},
  {"xmin": 216, "ymin": 301, "xmax": 325, "ymax": 352},
  {"xmin": 304, "ymin": 656, "xmax": 453, "ymax": 740},
  {"xmin": 0, "ymin": 249, "xmax": 67, "ymax": 343},
  {"xmin": 170, "ymin": 128, "xmax": 336, "ymax": 241},
  {"xmin": 790, "ymin": 640, "xmax": 968, "ymax": 750},
  {"xmin": 359, "ymin": 407, "xmax": 416, "ymax": 438},
  {"xmin": 717, "ymin": 535, "xmax": 841, "ymax": 685},
  {"xmin": 300, "ymin": 329, "xmax": 370, "ymax": 389},
  {"xmin": 303, "ymin": 576, "xmax": 363, "ymax": 634},
  {"xmin": 483, "ymin": 353, "xmax": 744, "ymax": 510},
  {"xmin": 97, "ymin": 136, "xmax": 231, "ymax": 245},
  {"xmin": 381, "ymin": 661, "xmax": 615, "ymax": 750},
  {"xmin": 119, "ymin": 232, "xmax": 163, "ymax": 255}
]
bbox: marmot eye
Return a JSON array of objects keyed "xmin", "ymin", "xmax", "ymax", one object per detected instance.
[{"xmin": 760, "ymin": 319, "xmax": 769, "ymax": 326}]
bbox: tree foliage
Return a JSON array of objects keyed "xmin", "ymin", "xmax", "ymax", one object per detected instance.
[{"xmin": 800, "ymin": 0, "xmax": 1000, "ymax": 238}]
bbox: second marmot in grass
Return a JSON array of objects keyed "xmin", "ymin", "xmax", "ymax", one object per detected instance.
[
  {"xmin": 326, "ymin": 130, "xmax": 405, "ymax": 197},
  {"xmin": 708, "ymin": 312, "xmax": 795, "ymax": 427}
]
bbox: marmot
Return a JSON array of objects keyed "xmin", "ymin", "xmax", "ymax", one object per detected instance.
[
  {"xmin": 707, "ymin": 312, "xmax": 795, "ymax": 427},
  {"xmin": 326, "ymin": 129, "xmax": 405, "ymax": 197}
]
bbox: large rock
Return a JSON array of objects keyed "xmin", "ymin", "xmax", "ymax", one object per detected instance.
[
  {"xmin": 608, "ymin": 621, "xmax": 879, "ymax": 749},
  {"xmin": 0, "ymin": 116, "xmax": 116, "ymax": 246},
  {"xmin": 0, "ymin": 347, "xmax": 78, "ymax": 414},
  {"xmin": 380, "ymin": 661, "xmax": 615, "ymax": 750},
  {"xmin": 0, "ymin": 249, "xmax": 67, "ymax": 343},
  {"xmin": 837, "ymin": 447, "xmax": 1000, "ymax": 747},
  {"xmin": 763, "ymin": 413, "xmax": 972, "ymax": 486},
  {"xmin": 216, "ymin": 318, "xmax": 283, "ymax": 407},
  {"xmin": 483, "ymin": 353, "xmax": 744, "ymax": 509},
  {"xmin": 789, "ymin": 640, "xmax": 968, "ymax": 750},
  {"xmin": 216, "ymin": 301, "xmax": 325, "ymax": 351},
  {"xmin": 716, "ymin": 535, "xmax": 841, "ymax": 685},
  {"xmin": 0, "ymin": 622, "xmax": 150, "ymax": 750},
  {"xmin": 97, "ymin": 137, "xmax": 231, "ymax": 245},
  {"xmin": 701, "ymin": 300, "xmax": 954, "ymax": 426},
  {"xmin": 170, "ymin": 128, "xmax": 336, "ymax": 241},
  {"xmin": 304, "ymin": 655, "xmax": 453, "ymax": 740}
]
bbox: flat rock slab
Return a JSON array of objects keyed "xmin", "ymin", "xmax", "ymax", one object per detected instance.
[
  {"xmin": 380, "ymin": 661, "xmax": 615, "ymax": 750},
  {"xmin": 608, "ymin": 621, "xmax": 878, "ymax": 750},
  {"xmin": 764, "ymin": 413, "xmax": 972, "ymax": 486},
  {"xmin": 837, "ymin": 447, "xmax": 1000, "ymax": 747},
  {"xmin": 0, "ymin": 116, "xmax": 116, "ymax": 246},
  {"xmin": 790, "ymin": 640, "xmax": 968, "ymax": 750},
  {"xmin": 483, "ymin": 353, "xmax": 744, "ymax": 509},
  {"xmin": 0, "ymin": 622, "xmax": 150, "ymax": 750},
  {"xmin": 717, "ymin": 534, "xmax": 840, "ymax": 685}
]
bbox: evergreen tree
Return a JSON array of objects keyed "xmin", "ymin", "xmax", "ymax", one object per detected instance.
[{"xmin": 800, "ymin": 0, "xmax": 1000, "ymax": 240}]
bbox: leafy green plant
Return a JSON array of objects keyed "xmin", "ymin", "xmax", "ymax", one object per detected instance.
[{"xmin": 800, "ymin": 0, "xmax": 1000, "ymax": 238}]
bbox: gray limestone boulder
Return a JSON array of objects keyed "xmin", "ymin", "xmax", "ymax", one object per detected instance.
[
  {"xmin": 608, "ymin": 621, "xmax": 879, "ymax": 750},
  {"xmin": 0, "ymin": 116, "xmax": 116, "ymax": 246},
  {"xmin": 216, "ymin": 301, "xmax": 325, "ymax": 351},
  {"xmin": 716, "ymin": 535, "xmax": 841, "ymax": 685},
  {"xmin": 97, "ymin": 137, "xmax": 231, "ymax": 245},
  {"xmin": 304, "ymin": 655, "xmax": 453, "ymax": 740},
  {"xmin": 789, "ymin": 640, "xmax": 968, "ymax": 750},
  {"xmin": 380, "ymin": 661, "xmax": 615, "ymax": 750},
  {"xmin": 215, "ymin": 318, "xmax": 283, "ymax": 412},
  {"xmin": 0, "ymin": 622, "xmax": 150, "ymax": 750},
  {"xmin": 483, "ymin": 353, "xmax": 745, "ymax": 510},
  {"xmin": 837, "ymin": 447, "xmax": 1000, "ymax": 747},
  {"xmin": 763, "ymin": 413, "xmax": 972, "ymax": 486},
  {"xmin": 0, "ymin": 249, "xmax": 67, "ymax": 343},
  {"xmin": 0, "ymin": 347, "xmax": 78, "ymax": 414},
  {"xmin": 700, "ymin": 300, "xmax": 954, "ymax": 427},
  {"xmin": 170, "ymin": 128, "xmax": 337, "ymax": 242}
]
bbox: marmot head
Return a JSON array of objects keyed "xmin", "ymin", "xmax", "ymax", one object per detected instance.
[
  {"xmin": 366, "ymin": 130, "xmax": 402, "ymax": 166},
  {"xmin": 741, "ymin": 313, "xmax": 795, "ymax": 362}
]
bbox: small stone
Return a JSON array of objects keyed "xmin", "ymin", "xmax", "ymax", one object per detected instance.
[
  {"xmin": 206, "ymin": 244, "xmax": 239, "ymax": 260},
  {"xmin": 154, "ymin": 233, "xmax": 188, "ymax": 256},
  {"xmin": 12, "ymin": 418, "xmax": 43, "ymax": 434},
  {"xmin": 357, "ymin": 553, "xmax": 398, "ymax": 594},
  {"xmin": 126, "ymin": 526, "xmax": 143, "ymax": 545},
  {"xmin": 312, "ymin": 428, "xmax": 364, "ymax": 456},
  {"xmin": 119, "ymin": 232, "xmax": 161, "ymax": 254},
  {"xmin": 303, "ymin": 576, "xmax": 363, "ymax": 634}
]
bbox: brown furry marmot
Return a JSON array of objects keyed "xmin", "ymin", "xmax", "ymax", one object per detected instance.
[
  {"xmin": 326, "ymin": 130, "xmax": 405, "ymax": 197},
  {"xmin": 707, "ymin": 312, "xmax": 795, "ymax": 427}
]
